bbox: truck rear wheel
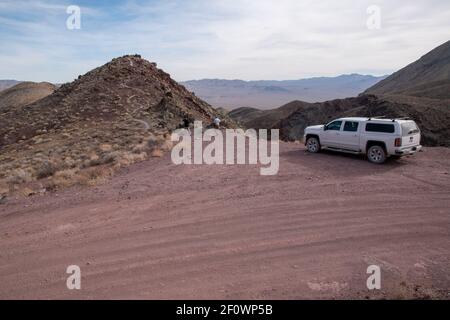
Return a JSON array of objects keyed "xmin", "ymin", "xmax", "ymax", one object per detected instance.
[
  {"xmin": 306, "ymin": 137, "xmax": 320, "ymax": 153},
  {"xmin": 367, "ymin": 145, "xmax": 386, "ymax": 164}
]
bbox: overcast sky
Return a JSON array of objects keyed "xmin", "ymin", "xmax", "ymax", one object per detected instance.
[{"xmin": 0, "ymin": 0, "xmax": 449, "ymax": 82}]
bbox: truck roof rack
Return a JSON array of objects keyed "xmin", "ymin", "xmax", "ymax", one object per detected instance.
[
  {"xmin": 367, "ymin": 116, "xmax": 387, "ymax": 121},
  {"xmin": 391, "ymin": 117, "xmax": 411, "ymax": 122}
]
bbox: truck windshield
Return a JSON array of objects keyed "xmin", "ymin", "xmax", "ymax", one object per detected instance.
[{"xmin": 401, "ymin": 122, "xmax": 419, "ymax": 136}]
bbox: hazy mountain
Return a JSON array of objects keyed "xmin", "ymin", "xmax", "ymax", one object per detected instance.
[
  {"xmin": 0, "ymin": 80, "xmax": 21, "ymax": 91},
  {"xmin": 365, "ymin": 40, "xmax": 450, "ymax": 99},
  {"xmin": 0, "ymin": 82, "xmax": 56, "ymax": 110},
  {"xmin": 182, "ymin": 74, "xmax": 387, "ymax": 110}
]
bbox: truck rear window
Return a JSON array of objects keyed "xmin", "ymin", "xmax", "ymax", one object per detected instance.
[
  {"xmin": 401, "ymin": 122, "xmax": 420, "ymax": 136},
  {"xmin": 365, "ymin": 123, "xmax": 395, "ymax": 133}
]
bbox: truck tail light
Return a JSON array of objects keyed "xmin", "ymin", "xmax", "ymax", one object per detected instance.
[{"xmin": 395, "ymin": 138, "xmax": 402, "ymax": 147}]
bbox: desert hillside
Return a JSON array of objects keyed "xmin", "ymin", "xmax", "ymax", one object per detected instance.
[
  {"xmin": 0, "ymin": 81, "xmax": 56, "ymax": 110},
  {"xmin": 279, "ymin": 95, "xmax": 450, "ymax": 146},
  {"xmin": 365, "ymin": 40, "xmax": 450, "ymax": 99},
  {"xmin": 0, "ymin": 55, "xmax": 236, "ymax": 197}
]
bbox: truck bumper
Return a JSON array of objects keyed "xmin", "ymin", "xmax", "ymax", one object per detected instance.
[{"xmin": 394, "ymin": 145, "xmax": 422, "ymax": 156}]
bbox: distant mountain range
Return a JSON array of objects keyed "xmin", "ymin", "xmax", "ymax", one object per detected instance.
[{"xmin": 182, "ymin": 74, "xmax": 387, "ymax": 110}]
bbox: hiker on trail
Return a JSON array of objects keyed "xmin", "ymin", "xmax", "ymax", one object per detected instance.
[
  {"xmin": 181, "ymin": 118, "xmax": 192, "ymax": 134},
  {"xmin": 213, "ymin": 117, "xmax": 221, "ymax": 129}
]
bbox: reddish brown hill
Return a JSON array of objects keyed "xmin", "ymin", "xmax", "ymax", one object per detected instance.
[
  {"xmin": 0, "ymin": 55, "xmax": 235, "ymax": 196},
  {"xmin": 365, "ymin": 40, "xmax": 450, "ymax": 99},
  {"xmin": 0, "ymin": 55, "xmax": 232, "ymax": 147}
]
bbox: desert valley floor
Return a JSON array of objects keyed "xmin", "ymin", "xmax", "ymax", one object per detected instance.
[{"xmin": 0, "ymin": 143, "xmax": 449, "ymax": 299}]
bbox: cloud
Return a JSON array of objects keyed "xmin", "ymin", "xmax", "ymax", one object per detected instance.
[{"xmin": 0, "ymin": 0, "xmax": 449, "ymax": 82}]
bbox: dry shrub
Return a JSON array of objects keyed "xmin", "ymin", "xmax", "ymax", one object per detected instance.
[
  {"xmin": 36, "ymin": 161, "xmax": 60, "ymax": 179},
  {"xmin": 99, "ymin": 144, "xmax": 112, "ymax": 152},
  {"xmin": 19, "ymin": 187, "xmax": 35, "ymax": 197},
  {"xmin": 63, "ymin": 156, "xmax": 77, "ymax": 168},
  {"xmin": 151, "ymin": 148, "xmax": 164, "ymax": 157},
  {"xmin": 132, "ymin": 142, "xmax": 148, "ymax": 154},
  {"xmin": 146, "ymin": 134, "xmax": 173, "ymax": 153},
  {"xmin": 81, "ymin": 150, "xmax": 122, "ymax": 168},
  {"xmin": 114, "ymin": 151, "xmax": 147, "ymax": 168},
  {"xmin": 7, "ymin": 169, "xmax": 33, "ymax": 185},
  {"xmin": 147, "ymin": 135, "xmax": 162, "ymax": 149},
  {"xmin": 100, "ymin": 151, "xmax": 119, "ymax": 165},
  {"xmin": 89, "ymin": 152, "xmax": 100, "ymax": 162},
  {"xmin": 51, "ymin": 169, "xmax": 79, "ymax": 188},
  {"xmin": 0, "ymin": 180, "xmax": 9, "ymax": 195},
  {"xmin": 83, "ymin": 152, "xmax": 102, "ymax": 168},
  {"xmin": 76, "ymin": 166, "xmax": 113, "ymax": 186},
  {"xmin": 42, "ymin": 179, "xmax": 57, "ymax": 192},
  {"xmin": 49, "ymin": 166, "xmax": 113, "ymax": 188},
  {"xmin": 160, "ymin": 139, "xmax": 173, "ymax": 151}
]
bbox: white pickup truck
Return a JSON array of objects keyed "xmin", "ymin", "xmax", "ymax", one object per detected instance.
[{"xmin": 303, "ymin": 117, "xmax": 422, "ymax": 164}]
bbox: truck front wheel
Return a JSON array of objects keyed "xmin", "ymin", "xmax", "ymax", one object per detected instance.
[{"xmin": 306, "ymin": 137, "xmax": 321, "ymax": 153}]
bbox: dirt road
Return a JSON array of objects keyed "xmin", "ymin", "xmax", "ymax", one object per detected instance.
[{"xmin": 0, "ymin": 143, "xmax": 449, "ymax": 299}]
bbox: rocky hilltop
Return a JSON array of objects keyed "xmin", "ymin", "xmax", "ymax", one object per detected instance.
[{"xmin": 0, "ymin": 55, "xmax": 235, "ymax": 196}]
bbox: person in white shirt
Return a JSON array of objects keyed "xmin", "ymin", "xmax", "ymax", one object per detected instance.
[{"xmin": 213, "ymin": 117, "xmax": 221, "ymax": 129}]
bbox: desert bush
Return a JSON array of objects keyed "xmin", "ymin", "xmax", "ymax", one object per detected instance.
[
  {"xmin": 51, "ymin": 169, "xmax": 79, "ymax": 188},
  {"xmin": 160, "ymin": 139, "xmax": 173, "ymax": 151},
  {"xmin": 132, "ymin": 142, "xmax": 148, "ymax": 154},
  {"xmin": 99, "ymin": 144, "xmax": 112, "ymax": 152},
  {"xmin": 151, "ymin": 148, "xmax": 164, "ymax": 157},
  {"xmin": 0, "ymin": 180, "xmax": 9, "ymax": 195},
  {"xmin": 36, "ymin": 161, "xmax": 59, "ymax": 179},
  {"xmin": 99, "ymin": 151, "xmax": 119, "ymax": 165},
  {"xmin": 82, "ymin": 152, "xmax": 102, "ymax": 168},
  {"xmin": 147, "ymin": 135, "xmax": 160, "ymax": 149},
  {"xmin": 19, "ymin": 187, "xmax": 35, "ymax": 197},
  {"xmin": 76, "ymin": 166, "xmax": 113, "ymax": 186},
  {"xmin": 63, "ymin": 156, "xmax": 77, "ymax": 168},
  {"xmin": 7, "ymin": 169, "xmax": 33, "ymax": 185},
  {"xmin": 114, "ymin": 151, "xmax": 147, "ymax": 168}
]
